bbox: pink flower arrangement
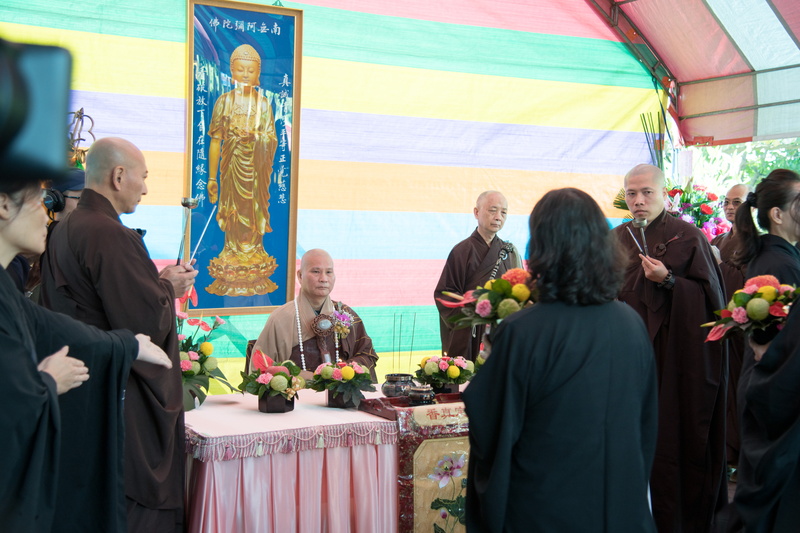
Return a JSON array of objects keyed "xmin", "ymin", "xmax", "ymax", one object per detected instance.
[
  {"xmin": 256, "ymin": 373, "xmax": 272, "ymax": 385},
  {"xmin": 475, "ymin": 299, "xmax": 493, "ymax": 317},
  {"xmin": 306, "ymin": 361, "xmax": 376, "ymax": 407},
  {"xmin": 415, "ymin": 355, "xmax": 475, "ymax": 388},
  {"xmin": 177, "ymin": 313, "xmax": 234, "ymax": 410},
  {"xmin": 180, "ymin": 360, "xmax": 193, "ymax": 372},
  {"xmin": 332, "ymin": 368, "xmax": 343, "ymax": 380},
  {"xmin": 704, "ymin": 275, "xmax": 798, "ymax": 343}
]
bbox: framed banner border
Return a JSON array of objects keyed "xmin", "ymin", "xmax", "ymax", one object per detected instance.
[{"xmin": 184, "ymin": 0, "xmax": 301, "ymax": 316}]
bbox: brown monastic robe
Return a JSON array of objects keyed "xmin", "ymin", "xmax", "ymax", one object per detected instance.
[
  {"xmin": 40, "ymin": 189, "xmax": 184, "ymax": 531},
  {"xmin": 253, "ymin": 293, "xmax": 379, "ymax": 381},
  {"xmin": 614, "ymin": 210, "xmax": 727, "ymax": 533},
  {"xmin": 712, "ymin": 230, "xmax": 747, "ymax": 467},
  {"xmin": 434, "ymin": 229, "xmax": 520, "ymax": 361}
]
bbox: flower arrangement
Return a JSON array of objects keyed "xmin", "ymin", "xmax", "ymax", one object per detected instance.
[
  {"xmin": 177, "ymin": 313, "xmax": 235, "ymax": 410},
  {"xmin": 665, "ymin": 182, "xmax": 730, "ymax": 241},
  {"xmin": 238, "ymin": 349, "xmax": 304, "ymax": 401},
  {"xmin": 306, "ymin": 361, "xmax": 375, "ymax": 407},
  {"xmin": 703, "ymin": 275, "xmax": 798, "ymax": 344},
  {"xmin": 436, "ymin": 267, "xmax": 534, "ymax": 329},
  {"xmin": 428, "ymin": 453, "xmax": 467, "ymax": 531},
  {"xmin": 613, "ymin": 181, "xmax": 731, "ymax": 241},
  {"xmin": 415, "ymin": 355, "xmax": 475, "ymax": 391}
]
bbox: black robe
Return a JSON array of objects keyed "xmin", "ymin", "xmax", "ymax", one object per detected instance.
[
  {"xmin": 434, "ymin": 229, "xmax": 519, "ymax": 361},
  {"xmin": 614, "ymin": 210, "xmax": 728, "ymax": 533},
  {"xmin": 464, "ymin": 300, "xmax": 658, "ymax": 532},
  {"xmin": 734, "ymin": 303, "xmax": 800, "ymax": 532},
  {"xmin": 40, "ymin": 189, "xmax": 184, "ymax": 531},
  {"xmin": 731, "ymin": 234, "xmax": 800, "ymax": 532},
  {"xmin": 712, "ymin": 230, "xmax": 748, "ymax": 466},
  {"xmin": 0, "ymin": 269, "xmax": 136, "ymax": 533}
]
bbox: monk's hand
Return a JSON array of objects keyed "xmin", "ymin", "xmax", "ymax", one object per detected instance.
[
  {"xmin": 135, "ymin": 334, "xmax": 173, "ymax": 368},
  {"xmin": 38, "ymin": 346, "xmax": 90, "ymax": 395},
  {"xmin": 639, "ymin": 254, "xmax": 669, "ymax": 283},
  {"xmin": 748, "ymin": 338, "xmax": 771, "ymax": 362},
  {"xmin": 207, "ymin": 178, "xmax": 218, "ymax": 204},
  {"xmin": 160, "ymin": 261, "xmax": 199, "ymax": 296}
]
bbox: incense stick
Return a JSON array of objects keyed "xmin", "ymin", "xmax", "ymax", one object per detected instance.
[
  {"xmin": 626, "ymin": 225, "xmax": 645, "ymax": 255},
  {"xmin": 189, "ymin": 205, "xmax": 217, "ymax": 263}
]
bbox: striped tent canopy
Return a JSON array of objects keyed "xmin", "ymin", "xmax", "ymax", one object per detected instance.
[
  {"xmin": 1, "ymin": 0, "xmax": 658, "ymax": 373},
  {"xmin": 589, "ymin": 0, "xmax": 800, "ymax": 146}
]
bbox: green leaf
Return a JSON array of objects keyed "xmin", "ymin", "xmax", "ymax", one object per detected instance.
[
  {"xmin": 733, "ymin": 292, "xmax": 752, "ymax": 307},
  {"xmin": 433, "ymin": 524, "xmax": 446, "ymax": 533}
]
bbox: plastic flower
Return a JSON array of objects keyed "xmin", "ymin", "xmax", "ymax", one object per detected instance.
[
  {"xmin": 252, "ymin": 349, "xmax": 274, "ymax": 373},
  {"xmin": 732, "ymin": 307, "xmax": 748, "ymax": 324},
  {"xmin": 314, "ymin": 363, "xmax": 328, "ymax": 375},
  {"xmin": 177, "ymin": 334, "xmax": 186, "ymax": 341},
  {"xmin": 176, "ymin": 311, "xmax": 189, "ymax": 320},
  {"xmin": 188, "ymin": 351, "xmax": 200, "ymax": 361},
  {"xmin": 453, "ymin": 357, "xmax": 468, "ymax": 369},
  {"xmin": 353, "ymin": 363, "xmax": 365, "ymax": 374},
  {"xmin": 180, "ymin": 360, "xmax": 193, "ymax": 372},
  {"xmin": 256, "ymin": 372, "xmax": 273, "ymax": 385},
  {"xmin": 475, "ymin": 299, "xmax": 493, "ymax": 318},
  {"xmin": 501, "ymin": 268, "xmax": 531, "ymax": 286},
  {"xmin": 742, "ymin": 285, "xmax": 758, "ymax": 295},
  {"xmin": 746, "ymin": 275, "xmax": 781, "ymax": 290},
  {"xmin": 438, "ymin": 360, "xmax": 450, "ymax": 371},
  {"xmin": 214, "ymin": 316, "xmax": 225, "ymax": 325},
  {"xmin": 332, "ymin": 368, "xmax": 343, "ymax": 381},
  {"xmin": 769, "ymin": 302, "xmax": 788, "ymax": 317}
]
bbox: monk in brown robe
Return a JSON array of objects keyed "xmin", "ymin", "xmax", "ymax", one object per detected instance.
[
  {"xmin": 40, "ymin": 137, "xmax": 198, "ymax": 532},
  {"xmin": 253, "ymin": 248, "xmax": 378, "ymax": 381},
  {"xmin": 433, "ymin": 191, "xmax": 521, "ymax": 361},
  {"xmin": 711, "ymin": 183, "xmax": 749, "ymax": 474},
  {"xmin": 614, "ymin": 164, "xmax": 727, "ymax": 533}
]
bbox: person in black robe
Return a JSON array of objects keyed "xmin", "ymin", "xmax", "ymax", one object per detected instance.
[
  {"xmin": 711, "ymin": 183, "xmax": 749, "ymax": 473},
  {"xmin": 464, "ymin": 188, "xmax": 658, "ymax": 532},
  {"xmin": 434, "ymin": 191, "xmax": 520, "ymax": 361},
  {"xmin": 728, "ymin": 171, "xmax": 800, "ymax": 532},
  {"xmin": 0, "ymin": 174, "xmax": 171, "ymax": 533},
  {"xmin": 40, "ymin": 138, "xmax": 197, "ymax": 532},
  {"xmin": 614, "ymin": 164, "xmax": 727, "ymax": 532}
]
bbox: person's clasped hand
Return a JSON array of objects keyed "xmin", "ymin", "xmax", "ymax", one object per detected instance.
[{"xmin": 160, "ymin": 259, "xmax": 199, "ymax": 296}]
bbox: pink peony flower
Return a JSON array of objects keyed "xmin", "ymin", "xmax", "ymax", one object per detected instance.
[
  {"xmin": 256, "ymin": 372, "xmax": 273, "ymax": 385},
  {"xmin": 732, "ymin": 307, "xmax": 748, "ymax": 324},
  {"xmin": 215, "ymin": 316, "xmax": 226, "ymax": 325},
  {"xmin": 742, "ymin": 285, "xmax": 758, "ymax": 295},
  {"xmin": 475, "ymin": 299, "xmax": 493, "ymax": 317},
  {"xmin": 188, "ymin": 351, "xmax": 199, "ymax": 361},
  {"xmin": 438, "ymin": 360, "xmax": 449, "ymax": 372},
  {"xmin": 353, "ymin": 363, "xmax": 365, "ymax": 374},
  {"xmin": 332, "ymin": 369, "xmax": 343, "ymax": 381},
  {"xmin": 180, "ymin": 360, "xmax": 193, "ymax": 372},
  {"xmin": 177, "ymin": 334, "xmax": 186, "ymax": 341},
  {"xmin": 176, "ymin": 311, "xmax": 189, "ymax": 320},
  {"xmin": 453, "ymin": 357, "xmax": 467, "ymax": 369}
]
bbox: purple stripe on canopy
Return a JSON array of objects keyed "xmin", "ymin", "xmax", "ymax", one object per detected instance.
[
  {"xmin": 299, "ymin": 109, "xmax": 650, "ymax": 174},
  {"xmin": 70, "ymin": 90, "xmax": 187, "ymax": 153}
]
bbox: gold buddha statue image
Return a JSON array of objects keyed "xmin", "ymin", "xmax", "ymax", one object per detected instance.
[{"xmin": 206, "ymin": 43, "xmax": 279, "ymax": 297}]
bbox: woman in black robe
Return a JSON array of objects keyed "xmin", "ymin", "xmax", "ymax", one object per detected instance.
[
  {"xmin": 0, "ymin": 175, "xmax": 172, "ymax": 532},
  {"xmin": 464, "ymin": 188, "xmax": 658, "ymax": 532},
  {"xmin": 730, "ymin": 175, "xmax": 800, "ymax": 532}
]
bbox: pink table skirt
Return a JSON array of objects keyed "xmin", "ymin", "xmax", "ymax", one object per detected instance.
[{"xmin": 185, "ymin": 391, "xmax": 399, "ymax": 533}]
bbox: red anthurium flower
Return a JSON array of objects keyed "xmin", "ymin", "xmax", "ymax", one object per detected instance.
[
  {"xmin": 252, "ymin": 349, "xmax": 273, "ymax": 372},
  {"xmin": 769, "ymin": 302, "xmax": 788, "ymax": 317},
  {"xmin": 436, "ymin": 290, "xmax": 477, "ymax": 308},
  {"xmin": 720, "ymin": 309, "xmax": 733, "ymax": 318},
  {"xmin": 178, "ymin": 285, "xmax": 198, "ymax": 307},
  {"xmin": 700, "ymin": 204, "xmax": 714, "ymax": 215},
  {"xmin": 705, "ymin": 324, "xmax": 731, "ymax": 342}
]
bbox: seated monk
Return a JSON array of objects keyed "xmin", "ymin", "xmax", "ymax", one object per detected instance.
[{"xmin": 253, "ymin": 249, "xmax": 378, "ymax": 381}]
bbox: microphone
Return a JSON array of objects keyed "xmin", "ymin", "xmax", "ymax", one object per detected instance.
[{"xmin": 632, "ymin": 218, "xmax": 648, "ymax": 256}]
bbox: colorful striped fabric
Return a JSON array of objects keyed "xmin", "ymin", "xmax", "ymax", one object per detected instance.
[{"xmin": 1, "ymin": 0, "xmax": 656, "ymax": 378}]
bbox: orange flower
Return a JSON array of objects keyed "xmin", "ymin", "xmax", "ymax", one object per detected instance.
[
  {"xmin": 745, "ymin": 275, "xmax": 781, "ymax": 290},
  {"xmin": 501, "ymin": 268, "xmax": 531, "ymax": 286}
]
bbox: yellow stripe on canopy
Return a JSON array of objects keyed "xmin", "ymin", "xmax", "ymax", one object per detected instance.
[
  {"xmin": 297, "ymin": 159, "xmax": 629, "ymax": 218},
  {"xmin": 0, "ymin": 22, "xmax": 185, "ymax": 97},
  {"xmin": 303, "ymin": 57, "xmax": 659, "ymax": 132}
]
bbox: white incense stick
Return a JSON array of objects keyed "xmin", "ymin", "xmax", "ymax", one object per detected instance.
[{"xmin": 190, "ymin": 205, "xmax": 217, "ymax": 262}]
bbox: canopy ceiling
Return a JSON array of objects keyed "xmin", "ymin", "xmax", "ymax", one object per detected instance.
[{"xmin": 589, "ymin": 0, "xmax": 800, "ymax": 146}]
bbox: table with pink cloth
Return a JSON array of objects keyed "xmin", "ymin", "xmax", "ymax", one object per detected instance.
[{"xmin": 184, "ymin": 390, "xmax": 399, "ymax": 533}]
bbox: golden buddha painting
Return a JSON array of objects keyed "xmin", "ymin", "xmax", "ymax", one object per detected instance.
[
  {"xmin": 206, "ymin": 44, "xmax": 279, "ymax": 297},
  {"xmin": 188, "ymin": 1, "xmax": 301, "ymax": 314}
]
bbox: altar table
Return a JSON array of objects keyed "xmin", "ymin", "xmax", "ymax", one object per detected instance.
[{"xmin": 185, "ymin": 391, "xmax": 399, "ymax": 533}]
